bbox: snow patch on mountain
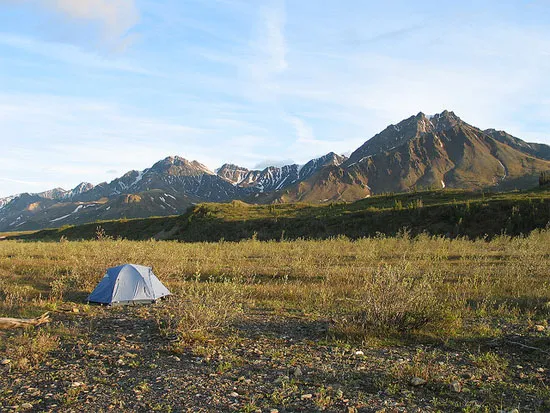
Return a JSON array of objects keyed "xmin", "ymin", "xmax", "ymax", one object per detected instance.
[
  {"xmin": 50, "ymin": 214, "xmax": 71, "ymax": 223},
  {"xmin": 0, "ymin": 195, "xmax": 17, "ymax": 210}
]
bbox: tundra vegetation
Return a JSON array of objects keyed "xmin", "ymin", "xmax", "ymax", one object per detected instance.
[{"xmin": 1, "ymin": 226, "xmax": 550, "ymax": 411}]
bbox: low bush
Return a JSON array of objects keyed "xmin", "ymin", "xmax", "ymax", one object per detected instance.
[
  {"xmin": 331, "ymin": 262, "xmax": 452, "ymax": 338},
  {"xmin": 152, "ymin": 276, "xmax": 245, "ymax": 347}
]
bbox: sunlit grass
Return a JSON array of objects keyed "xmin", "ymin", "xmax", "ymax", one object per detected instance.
[{"xmin": 1, "ymin": 229, "xmax": 549, "ymax": 343}]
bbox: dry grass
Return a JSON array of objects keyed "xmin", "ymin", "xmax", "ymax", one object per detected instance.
[
  {"xmin": 1, "ymin": 231, "xmax": 550, "ymax": 411},
  {"xmin": 153, "ymin": 279, "xmax": 245, "ymax": 347},
  {"xmin": 0, "ymin": 229, "xmax": 549, "ymax": 344},
  {"xmin": 0, "ymin": 329, "xmax": 60, "ymax": 371}
]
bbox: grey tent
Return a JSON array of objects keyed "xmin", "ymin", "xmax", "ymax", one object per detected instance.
[{"xmin": 88, "ymin": 264, "xmax": 171, "ymax": 305}]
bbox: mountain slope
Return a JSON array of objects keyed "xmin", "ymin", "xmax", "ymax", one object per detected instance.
[
  {"xmin": 11, "ymin": 188, "xmax": 550, "ymax": 242},
  {"xmin": 342, "ymin": 111, "xmax": 550, "ymax": 192}
]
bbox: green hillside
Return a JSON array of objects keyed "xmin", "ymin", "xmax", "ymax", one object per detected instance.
[{"xmin": 9, "ymin": 188, "xmax": 550, "ymax": 242}]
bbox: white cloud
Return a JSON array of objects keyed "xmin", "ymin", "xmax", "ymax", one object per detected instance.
[
  {"xmin": 0, "ymin": 33, "xmax": 149, "ymax": 72},
  {"xmin": 0, "ymin": 93, "xmax": 284, "ymax": 196},
  {"xmin": 261, "ymin": 2, "xmax": 287, "ymax": 73},
  {"xmin": 0, "ymin": 0, "xmax": 139, "ymax": 47},
  {"xmin": 44, "ymin": 0, "xmax": 138, "ymax": 41},
  {"xmin": 288, "ymin": 115, "xmax": 314, "ymax": 143},
  {"xmin": 286, "ymin": 115, "xmax": 356, "ymax": 162},
  {"xmin": 249, "ymin": 1, "xmax": 287, "ymax": 80},
  {"xmin": 0, "ymin": 177, "xmax": 50, "ymax": 186},
  {"xmin": 0, "ymin": 93, "xmax": 212, "ymax": 196}
]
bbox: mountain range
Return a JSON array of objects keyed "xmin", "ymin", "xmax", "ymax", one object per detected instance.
[{"xmin": 1, "ymin": 110, "xmax": 549, "ymax": 232}]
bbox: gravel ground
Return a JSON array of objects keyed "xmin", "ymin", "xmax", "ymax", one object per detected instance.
[{"xmin": 1, "ymin": 306, "xmax": 549, "ymax": 412}]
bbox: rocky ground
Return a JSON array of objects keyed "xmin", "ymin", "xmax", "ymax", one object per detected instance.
[{"xmin": 1, "ymin": 306, "xmax": 549, "ymax": 412}]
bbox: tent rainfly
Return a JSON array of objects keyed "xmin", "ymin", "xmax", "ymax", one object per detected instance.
[{"xmin": 88, "ymin": 264, "xmax": 171, "ymax": 305}]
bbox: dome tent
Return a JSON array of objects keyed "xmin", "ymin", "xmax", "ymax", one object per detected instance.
[{"xmin": 88, "ymin": 264, "xmax": 171, "ymax": 305}]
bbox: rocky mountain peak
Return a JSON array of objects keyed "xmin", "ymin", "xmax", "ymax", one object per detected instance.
[
  {"xmin": 72, "ymin": 182, "xmax": 94, "ymax": 193},
  {"xmin": 217, "ymin": 163, "xmax": 250, "ymax": 184},
  {"xmin": 151, "ymin": 156, "xmax": 213, "ymax": 176},
  {"xmin": 321, "ymin": 152, "xmax": 347, "ymax": 165},
  {"xmin": 429, "ymin": 110, "xmax": 462, "ymax": 132},
  {"xmin": 38, "ymin": 187, "xmax": 67, "ymax": 200}
]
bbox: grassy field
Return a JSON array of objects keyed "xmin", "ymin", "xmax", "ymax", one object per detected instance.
[
  {"xmin": 1, "ymin": 231, "xmax": 550, "ymax": 411},
  {"xmin": 9, "ymin": 187, "xmax": 550, "ymax": 242}
]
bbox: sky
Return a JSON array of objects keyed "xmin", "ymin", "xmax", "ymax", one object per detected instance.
[{"xmin": 1, "ymin": 0, "xmax": 550, "ymax": 197}]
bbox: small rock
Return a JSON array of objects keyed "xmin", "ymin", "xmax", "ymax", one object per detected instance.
[
  {"xmin": 293, "ymin": 366, "xmax": 303, "ymax": 377},
  {"xmin": 229, "ymin": 392, "xmax": 239, "ymax": 398},
  {"xmin": 301, "ymin": 393, "xmax": 313, "ymax": 400},
  {"xmin": 355, "ymin": 350, "xmax": 364, "ymax": 356},
  {"xmin": 410, "ymin": 377, "xmax": 427, "ymax": 386},
  {"xmin": 21, "ymin": 403, "xmax": 33, "ymax": 410},
  {"xmin": 450, "ymin": 381, "xmax": 462, "ymax": 393},
  {"xmin": 71, "ymin": 382, "xmax": 84, "ymax": 387},
  {"xmin": 275, "ymin": 375, "xmax": 289, "ymax": 383},
  {"xmin": 172, "ymin": 356, "xmax": 181, "ymax": 362},
  {"xmin": 1, "ymin": 359, "xmax": 11, "ymax": 365}
]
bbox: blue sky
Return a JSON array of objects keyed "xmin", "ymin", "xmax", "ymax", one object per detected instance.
[{"xmin": 0, "ymin": 0, "xmax": 549, "ymax": 197}]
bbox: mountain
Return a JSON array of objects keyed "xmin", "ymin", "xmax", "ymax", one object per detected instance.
[
  {"xmin": 1, "ymin": 110, "xmax": 549, "ymax": 232},
  {"xmin": 336, "ymin": 110, "xmax": 550, "ymax": 194},
  {"xmin": 216, "ymin": 152, "xmax": 346, "ymax": 194},
  {"xmin": 64, "ymin": 182, "xmax": 94, "ymax": 199},
  {"xmin": 37, "ymin": 187, "xmax": 67, "ymax": 200}
]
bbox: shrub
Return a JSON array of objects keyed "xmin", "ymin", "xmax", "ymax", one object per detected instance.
[
  {"xmin": 153, "ymin": 277, "xmax": 245, "ymax": 347},
  {"xmin": 332, "ymin": 262, "xmax": 449, "ymax": 337}
]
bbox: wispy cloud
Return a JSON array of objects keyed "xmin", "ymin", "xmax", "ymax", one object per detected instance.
[
  {"xmin": 261, "ymin": 2, "xmax": 287, "ymax": 73},
  {"xmin": 0, "ymin": 177, "xmax": 47, "ymax": 186},
  {"xmin": 0, "ymin": 92, "xmax": 280, "ymax": 196},
  {"xmin": 249, "ymin": 0, "xmax": 287, "ymax": 79},
  {"xmin": 286, "ymin": 115, "xmax": 353, "ymax": 162},
  {"xmin": 0, "ymin": 33, "xmax": 149, "ymax": 73},
  {"xmin": 288, "ymin": 115, "xmax": 314, "ymax": 143}
]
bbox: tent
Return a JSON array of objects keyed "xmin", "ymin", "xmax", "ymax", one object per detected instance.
[{"xmin": 88, "ymin": 264, "xmax": 171, "ymax": 305}]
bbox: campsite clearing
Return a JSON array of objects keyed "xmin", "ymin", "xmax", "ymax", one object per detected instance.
[{"xmin": 1, "ymin": 232, "xmax": 550, "ymax": 412}]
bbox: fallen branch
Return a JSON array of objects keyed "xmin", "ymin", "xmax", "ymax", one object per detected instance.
[
  {"xmin": 504, "ymin": 339, "xmax": 550, "ymax": 355},
  {"xmin": 0, "ymin": 312, "xmax": 50, "ymax": 330}
]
